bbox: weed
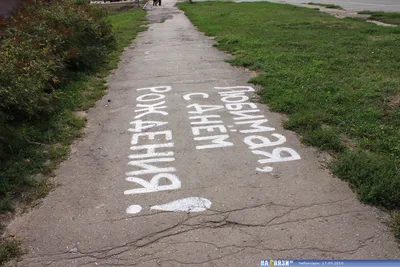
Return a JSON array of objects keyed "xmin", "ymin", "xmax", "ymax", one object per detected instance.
[
  {"xmin": 0, "ymin": 239, "xmax": 23, "ymax": 266},
  {"xmin": 0, "ymin": 198, "xmax": 13, "ymax": 213},
  {"xmin": 391, "ymin": 211, "xmax": 400, "ymax": 240}
]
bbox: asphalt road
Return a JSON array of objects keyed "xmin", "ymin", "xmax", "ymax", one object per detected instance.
[
  {"xmin": 7, "ymin": 0, "xmax": 400, "ymax": 266},
  {"xmin": 263, "ymin": 0, "xmax": 400, "ymax": 12}
]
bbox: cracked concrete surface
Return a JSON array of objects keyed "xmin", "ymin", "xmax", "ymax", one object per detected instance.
[{"xmin": 6, "ymin": 0, "xmax": 400, "ymax": 266}]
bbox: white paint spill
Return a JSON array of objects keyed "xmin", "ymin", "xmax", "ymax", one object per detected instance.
[
  {"xmin": 150, "ymin": 197, "xmax": 212, "ymax": 212},
  {"xmin": 126, "ymin": 205, "xmax": 143, "ymax": 214}
]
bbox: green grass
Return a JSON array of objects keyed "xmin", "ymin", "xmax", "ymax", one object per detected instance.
[
  {"xmin": 307, "ymin": 2, "xmax": 343, "ymax": 10},
  {"xmin": 0, "ymin": 8, "xmax": 146, "ymax": 263},
  {"xmin": 179, "ymin": 2, "xmax": 400, "ymax": 210},
  {"xmin": 331, "ymin": 151, "xmax": 400, "ymax": 208},
  {"xmin": 358, "ymin": 11, "xmax": 400, "ymax": 25}
]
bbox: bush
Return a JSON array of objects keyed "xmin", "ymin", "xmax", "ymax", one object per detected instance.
[
  {"xmin": 27, "ymin": 0, "xmax": 116, "ymax": 70},
  {"xmin": 0, "ymin": 0, "xmax": 115, "ymax": 123},
  {"xmin": 0, "ymin": 0, "xmax": 116, "ymax": 169},
  {"xmin": 0, "ymin": 35, "xmax": 63, "ymax": 121}
]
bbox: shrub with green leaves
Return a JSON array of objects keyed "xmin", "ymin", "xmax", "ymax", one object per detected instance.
[
  {"xmin": 0, "ymin": 35, "xmax": 63, "ymax": 121},
  {"xmin": 8, "ymin": 0, "xmax": 116, "ymax": 70},
  {"xmin": 0, "ymin": 0, "xmax": 115, "ymax": 124},
  {"xmin": 0, "ymin": 0, "xmax": 116, "ymax": 170},
  {"xmin": 28, "ymin": 0, "xmax": 116, "ymax": 70}
]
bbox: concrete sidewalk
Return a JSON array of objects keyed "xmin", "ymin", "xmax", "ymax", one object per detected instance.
[{"xmin": 8, "ymin": 1, "xmax": 399, "ymax": 266}]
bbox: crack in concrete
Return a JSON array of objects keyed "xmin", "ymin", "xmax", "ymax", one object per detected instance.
[
  {"xmin": 24, "ymin": 198, "xmax": 363, "ymax": 264},
  {"xmin": 24, "ymin": 207, "xmax": 371, "ymax": 265},
  {"xmin": 166, "ymin": 239, "xmax": 369, "ymax": 256},
  {"xmin": 222, "ymin": 210, "xmax": 364, "ymax": 228},
  {"xmin": 266, "ymin": 210, "xmax": 365, "ymax": 227},
  {"xmin": 167, "ymin": 240, "xmax": 263, "ymax": 251}
]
